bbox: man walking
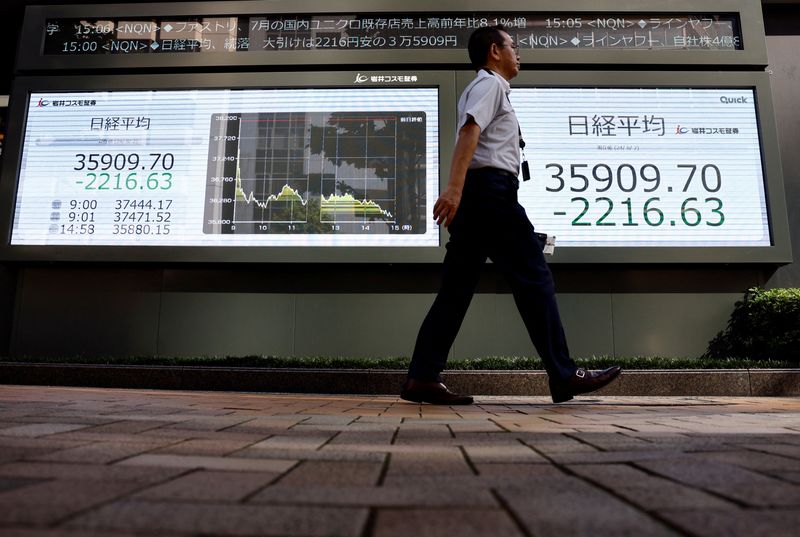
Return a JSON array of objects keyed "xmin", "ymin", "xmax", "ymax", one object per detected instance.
[{"xmin": 401, "ymin": 25, "xmax": 621, "ymax": 405}]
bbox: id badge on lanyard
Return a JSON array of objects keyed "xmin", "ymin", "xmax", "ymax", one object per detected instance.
[{"xmin": 482, "ymin": 69, "xmax": 530, "ymax": 181}]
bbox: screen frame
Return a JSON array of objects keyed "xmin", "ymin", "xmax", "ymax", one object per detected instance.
[
  {"xmin": 451, "ymin": 69, "xmax": 790, "ymax": 264},
  {"xmin": 0, "ymin": 70, "xmax": 456, "ymax": 263}
]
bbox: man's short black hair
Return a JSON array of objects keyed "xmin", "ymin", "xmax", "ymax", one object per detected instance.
[{"xmin": 468, "ymin": 25, "xmax": 508, "ymax": 70}]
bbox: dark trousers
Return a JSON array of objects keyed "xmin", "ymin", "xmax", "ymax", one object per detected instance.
[{"xmin": 408, "ymin": 168, "xmax": 577, "ymax": 385}]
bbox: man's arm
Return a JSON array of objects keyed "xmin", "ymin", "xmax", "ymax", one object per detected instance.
[{"xmin": 433, "ymin": 118, "xmax": 481, "ymax": 228}]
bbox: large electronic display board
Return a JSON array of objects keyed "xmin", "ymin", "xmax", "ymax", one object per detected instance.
[
  {"xmin": 0, "ymin": 71, "xmax": 455, "ymax": 262},
  {"xmin": 0, "ymin": 71, "xmax": 790, "ymax": 263},
  {"xmin": 455, "ymin": 70, "xmax": 789, "ymax": 263},
  {"xmin": 512, "ymin": 87, "xmax": 768, "ymax": 247},
  {"xmin": 11, "ymin": 87, "xmax": 437, "ymax": 247}
]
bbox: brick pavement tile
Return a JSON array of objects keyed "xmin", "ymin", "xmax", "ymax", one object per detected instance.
[
  {"xmin": 0, "ymin": 461, "xmax": 185, "ymax": 485},
  {"xmin": 383, "ymin": 469, "xmax": 639, "ymax": 492},
  {"xmin": 0, "ymin": 480, "xmax": 143, "ymax": 526},
  {"xmin": 340, "ymin": 408, "xmax": 384, "ymax": 416},
  {"xmin": 569, "ymin": 463, "xmax": 735, "ymax": 510},
  {"xmin": 152, "ymin": 438, "xmax": 258, "ymax": 456},
  {"xmin": 504, "ymin": 423, "xmax": 582, "ymax": 433},
  {"xmin": 384, "ymin": 450, "xmax": 475, "ymax": 480},
  {"xmin": 140, "ymin": 429, "xmax": 268, "ymax": 443},
  {"xmin": 249, "ymin": 434, "xmax": 334, "ymax": 450},
  {"xmin": 0, "ymin": 423, "xmax": 91, "ymax": 437},
  {"xmin": 223, "ymin": 417, "xmax": 307, "ymax": 434},
  {"xmin": 0, "ymin": 476, "xmax": 48, "ymax": 493},
  {"xmin": 393, "ymin": 424, "xmax": 453, "ymax": 444},
  {"xmin": 114, "ymin": 403, "xmax": 197, "ymax": 421},
  {"xmin": 356, "ymin": 402, "xmax": 393, "ymax": 408},
  {"xmin": 496, "ymin": 476, "xmax": 681, "ymax": 537},
  {"xmin": 463, "ymin": 444, "xmax": 548, "ymax": 463},
  {"xmin": 277, "ymin": 460, "xmax": 383, "ymax": 486},
  {"xmin": 0, "ymin": 410, "xmax": 36, "ymax": 420},
  {"xmin": 607, "ymin": 423, "xmax": 695, "ymax": 433},
  {"xmin": 741, "ymin": 443, "xmax": 800, "ymax": 459},
  {"xmin": 117, "ymin": 454, "xmax": 297, "ymax": 473},
  {"xmin": 0, "ymin": 527, "xmax": 181, "ymax": 537},
  {"xmin": 396, "ymin": 419, "xmax": 456, "ymax": 425},
  {"xmin": 474, "ymin": 463, "xmax": 564, "ymax": 478},
  {"xmin": 357, "ymin": 416, "xmax": 403, "ymax": 424},
  {"xmin": 638, "ymin": 460, "xmax": 800, "ymax": 507},
  {"xmin": 769, "ymin": 471, "xmax": 800, "ymax": 485},
  {"xmin": 686, "ymin": 451, "xmax": 800, "ymax": 472},
  {"xmin": 452, "ymin": 432, "xmax": 533, "ymax": 445},
  {"xmin": 327, "ymin": 430, "xmax": 396, "ymax": 445},
  {"xmin": 85, "ymin": 413, "xmax": 194, "ymax": 423},
  {"xmin": 162, "ymin": 409, "xmax": 239, "ymax": 418},
  {"xmin": 659, "ymin": 508, "xmax": 800, "ymax": 537},
  {"xmin": 320, "ymin": 443, "xmax": 457, "ymax": 455},
  {"xmin": 78, "ymin": 420, "xmax": 176, "ymax": 434},
  {"xmin": 238, "ymin": 446, "xmax": 386, "ymax": 462},
  {"xmin": 133, "ymin": 470, "xmax": 277, "ymax": 502},
  {"xmin": 0, "ymin": 436, "xmax": 90, "ymax": 451},
  {"xmin": 372, "ymin": 508, "xmax": 525, "ymax": 537},
  {"xmin": 29, "ymin": 441, "xmax": 170, "ymax": 465},
  {"xmin": 519, "ymin": 434, "xmax": 601, "ymax": 454},
  {"xmin": 65, "ymin": 499, "xmax": 369, "ymax": 536},
  {"xmin": 159, "ymin": 417, "xmax": 254, "ymax": 432},
  {"xmin": 248, "ymin": 484, "xmax": 498, "ymax": 507},
  {"xmin": 566, "ymin": 432, "xmax": 655, "ymax": 451},
  {"xmin": 2, "ymin": 415, "xmax": 117, "ymax": 426},
  {"xmin": 546, "ymin": 450, "xmax": 687, "ymax": 464},
  {"xmin": 380, "ymin": 408, "xmax": 424, "ymax": 418},
  {"xmin": 616, "ymin": 433, "xmax": 741, "ymax": 451},
  {"xmin": 679, "ymin": 424, "xmax": 792, "ymax": 435},
  {"xmin": 0, "ymin": 448, "xmax": 42, "ymax": 463},
  {"xmin": 45, "ymin": 431, "xmax": 180, "ymax": 444},
  {"xmin": 302, "ymin": 415, "xmax": 357, "ymax": 424},
  {"xmin": 416, "ymin": 409, "xmax": 468, "ymax": 419},
  {"xmin": 762, "ymin": 435, "xmax": 800, "ymax": 445},
  {"xmin": 294, "ymin": 423, "xmax": 398, "ymax": 433},
  {"xmin": 448, "ymin": 421, "xmax": 506, "ymax": 433}
]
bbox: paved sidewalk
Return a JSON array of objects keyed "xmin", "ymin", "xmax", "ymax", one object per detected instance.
[{"xmin": 0, "ymin": 386, "xmax": 798, "ymax": 537}]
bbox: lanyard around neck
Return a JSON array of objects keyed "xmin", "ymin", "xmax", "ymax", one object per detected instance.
[{"xmin": 481, "ymin": 68, "xmax": 525, "ymax": 150}]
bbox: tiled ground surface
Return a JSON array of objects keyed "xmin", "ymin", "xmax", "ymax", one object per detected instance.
[{"xmin": 0, "ymin": 385, "xmax": 798, "ymax": 537}]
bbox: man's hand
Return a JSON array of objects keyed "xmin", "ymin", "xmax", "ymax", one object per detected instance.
[{"xmin": 433, "ymin": 186, "xmax": 462, "ymax": 228}]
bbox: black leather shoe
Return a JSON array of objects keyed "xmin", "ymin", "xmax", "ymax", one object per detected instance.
[
  {"xmin": 400, "ymin": 378, "xmax": 474, "ymax": 405},
  {"xmin": 550, "ymin": 366, "xmax": 622, "ymax": 403}
]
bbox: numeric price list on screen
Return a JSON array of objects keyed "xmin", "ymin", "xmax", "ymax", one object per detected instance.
[{"xmin": 61, "ymin": 151, "xmax": 176, "ymax": 236}]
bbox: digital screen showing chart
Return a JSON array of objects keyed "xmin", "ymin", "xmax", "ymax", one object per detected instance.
[
  {"xmin": 511, "ymin": 87, "xmax": 771, "ymax": 247},
  {"xmin": 203, "ymin": 111, "xmax": 426, "ymax": 235},
  {"xmin": 9, "ymin": 86, "xmax": 439, "ymax": 247}
]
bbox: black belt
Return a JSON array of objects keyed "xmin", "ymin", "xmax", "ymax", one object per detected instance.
[{"xmin": 469, "ymin": 167, "xmax": 518, "ymax": 180}]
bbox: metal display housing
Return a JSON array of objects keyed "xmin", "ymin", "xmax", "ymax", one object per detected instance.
[{"xmin": 0, "ymin": 0, "xmax": 789, "ymax": 263}]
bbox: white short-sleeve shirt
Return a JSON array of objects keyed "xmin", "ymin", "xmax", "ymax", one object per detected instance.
[{"xmin": 458, "ymin": 69, "xmax": 521, "ymax": 175}]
